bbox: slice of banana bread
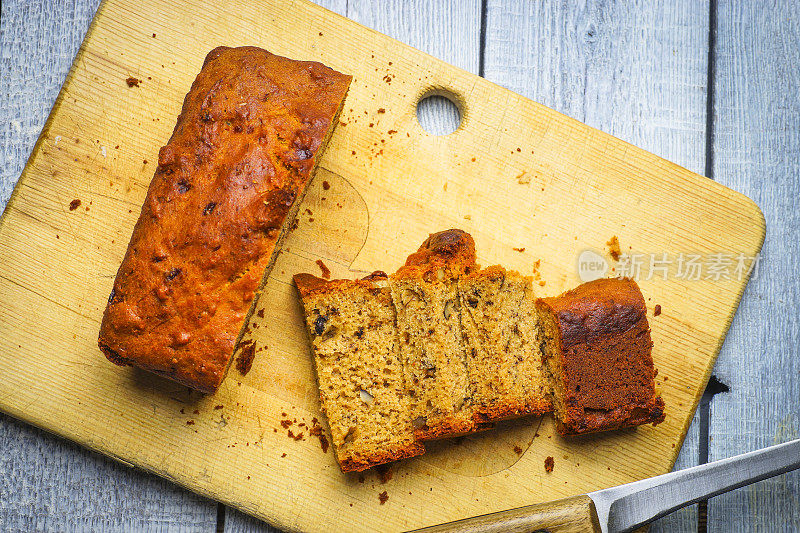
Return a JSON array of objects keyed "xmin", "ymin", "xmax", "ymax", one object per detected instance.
[
  {"xmin": 536, "ymin": 278, "xmax": 665, "ymax": 436},
  {"xmin": 294, "ymin": 271, "xmax": 424, "ymax": 472},
  {"xmin": 459, "ymin": 266, "xmax": 551, "ymax": 423},
  {"xmin": 389, "ymin": 229, "xmax": 478, "ymax": 440}
]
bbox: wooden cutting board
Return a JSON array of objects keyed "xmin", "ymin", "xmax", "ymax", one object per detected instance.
[{"xmin": 0, "ymin": 0, "xmax": 764, "ymax": 531}]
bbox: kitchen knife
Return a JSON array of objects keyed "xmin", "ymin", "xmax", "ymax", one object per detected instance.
[{"xmin": 412, "ymin": 438, "xmax": 800, "ymax": 533}]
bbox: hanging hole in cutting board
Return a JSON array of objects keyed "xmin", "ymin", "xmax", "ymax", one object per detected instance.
[{"xmin": 416, "ymin": 91, "xmax": 462, "ymax": 135}]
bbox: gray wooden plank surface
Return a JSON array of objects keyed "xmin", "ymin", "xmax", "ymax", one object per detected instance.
[
  {"xmin": 482, "ymin": 1, "xmax": 709, "ymax": 530},
  {"xmin": 3, "ymin": 0, "xmax": 798, "ymax": 531},
  {"xmin": 0, "ymin": 1, "xmax": 218, "ymax": 531},
  {"xmin": 707, "ymin": 0, "xmax": 800, "ymax": 530},
  {"xmin": 220, "ymin": 0, "xmax": 482, "ymax": 531}
]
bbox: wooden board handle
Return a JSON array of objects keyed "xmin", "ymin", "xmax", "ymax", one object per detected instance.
[{"xmin": 410, "ymin": 495, "xmax": 602, "ymax": 533}]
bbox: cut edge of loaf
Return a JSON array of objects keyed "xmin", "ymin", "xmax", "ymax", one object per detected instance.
[
  {"xmin": 293, "ymin": 271, "xmax": 424, "ymax": 473},
  {"xmin": 536, "ymin": 277, "xmax": 666, "ymax": 436},
  {"xmin": 459, "ymin": 265, "xmax": 552, "ymax": 424},
  {"xmin": 390, "ymin": 229, "xmax": 479, "ymax": 441},
  {"xmin": 227, "ymin": 71, "xmax": 352, "ymax": 388}
]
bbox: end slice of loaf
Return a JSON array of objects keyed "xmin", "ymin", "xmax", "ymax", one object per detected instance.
[
  {"xmin": 294, "ymin": 272, "xmax": 424, "ymax": 472},
  {"xmin": 389, "ymin": 229, "xmax": 479, "ymax": 440},
  {"xmin": 459, "ymin": 266, "xmax": 552, "ymax": 423},
  {"xmin": 536, "ymin": 278, "xmax": 666, "ymax": 435}
]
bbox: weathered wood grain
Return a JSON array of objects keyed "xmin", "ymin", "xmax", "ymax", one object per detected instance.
[
  {"xmin": 708, "ymin": 0, "xmax": 800, "ymax": 530},
  {"xmin": 222, "ymin": 1, "xmax": 479, "ymax": 530},
  {"xmin": 482, "ymin": 2, "xmax": 710, "ymax": 530},
  {"xmin": 0, "ymin": 1, "xmax": 218, "ymax": 531}
]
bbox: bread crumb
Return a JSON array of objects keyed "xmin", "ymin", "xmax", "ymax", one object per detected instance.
[
  {"xmin": 545, "ymin": 456, "xmax": 554, "ymax": 473},
  {"xmin": 322, "ymin": 180, "xmax": 331, "ymax": 190},
  {"xmin": 654, "ymin": 304, "xmax": 662, "ymax": 316},
  {"xmin": 377, "ymin": 108, "xmax": 386, "ymax": 113},
  {"xmin": 281, "ymin": 453, "xmax": 286, "ymax": 458},
  {"xmin": 125, "ymin": 77, "xmax": 141, "ymax": 87},
  {"xmin": 378, "ymin": 491, "xmax": 389, "ymax": 505},
  {"xmin": 376, "ymin": 464, "xmax": 393, "ymax": 483},
  {"xmin": 513, "ymin": 445, "xmax": 523, "ymax": 455},
  {"xmin": 69, "ymin": 199, "xmax": 81, "ymax": 211},
  {"xmin": 316, "ymin": 259, "xmax": 331, "ymax": 279},
  {"xmin": 607, "ymin": 236, "xmax": 621, "ymax": 261},
  {"xmin": 319, "ymin": 434, "xmax": 329, "ymax": 453},
  {"xmin": 464, "ymin": 214, "xmax": 471, "ymax": 220},
  {"xmin": 512, "ymin": 247, "xmax": 525, "ymax": 253},
  {"xmin": 516, "ymin": 171, "xmax": 531, "ymax": 184},
  {"xmin": 214, "ymin": 405, "xmax": 223, "ymax": 410},
  {"xmin": 236, "ymin": 344, "xmax": 256, "ymax": 375}
]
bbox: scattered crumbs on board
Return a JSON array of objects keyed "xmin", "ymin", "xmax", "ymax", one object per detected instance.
[
  {"xmin": 376, "ymin": 464, "xmax": 393, "ymax": 483},
  {"xmin": 513, "ymin": 247, "xmax": 525, "ymax": 253},
  {"xmin": 513, "ymin": 445, "xmax": 523, "ymax": 455},
  {"xmin": 606, "ymin": 235, "xmax": 621, "ymax": 261},
  {"xmin": 316, "ymin": 259, "xmax": 331, "ymax": 279},
  {"xmin": 545, "ymin": 456, "xmax": 554, "ymax": 473},
  {"xmin": 125, "ymin": 76, "xmax": 141, "ymax": 87},
  {"xmin": 378, "ymin": 491, "xmax": 389, "ymax": 505},
  {"xmin": 654, "ymin": 304, "xmax": 662, "ymax": 316},
  {"xmin": 69, "ymin": 199, "xmax": 81, "ymax": 211},
  {"xmin": 236, "ymin": 344, "xmax": 256, "ymax": 375}
]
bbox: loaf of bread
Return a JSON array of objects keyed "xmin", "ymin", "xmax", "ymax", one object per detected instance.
[
  {"xmin": 536, "ymin": 278, "xmax": 665, "ymax": 435},
  {"xmin": 98, "ymin": 46, "xmax": 351, "ymax": 393},
  {"xmin": 294, "ymin": 272, "xmax": 424, "ymax": 472},
  {"xmin": 459, "ymin": 266, "xmax": 551, "ymax": 423},
  {"xmin": 389, "ymin": 229, "xmax": 478, "ymax": 439}
]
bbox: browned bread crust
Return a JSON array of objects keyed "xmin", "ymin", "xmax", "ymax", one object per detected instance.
[
  {"xmin": 393, "ymin": 229, "xmax": 477, "ymax": 280},
  {"xmin": 98, "ymin": 46, "xmax": 351, "ymax": 393},
  {"xmin": 537, "ymin": 278, "xmax": 665, "ymax": 435}
]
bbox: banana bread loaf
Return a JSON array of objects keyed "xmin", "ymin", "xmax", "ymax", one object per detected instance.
[
  {"xmin": 536, "ymin": 278, "xmax": 665, "ymax": 435},
  {"xmin": 98, "ymin": 46, "xmax": 351, "ymax": 393},
  {"xmin": 459, "ymin": 265, "xmax": 551, "ymax": 423},
  {"xmin": 294, "ymin": 272, "xmax": 424, "ymax": 472}
]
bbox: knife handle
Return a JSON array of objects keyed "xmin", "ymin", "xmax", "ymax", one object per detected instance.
[{"xmin": 411, "ymin": 495, "xmax": 602, "ymax": 533}]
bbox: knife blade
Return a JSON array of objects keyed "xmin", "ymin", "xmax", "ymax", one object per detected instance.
[{"xmin": 411, "ymin": 438, "xmax": 800, "ymax": 533}]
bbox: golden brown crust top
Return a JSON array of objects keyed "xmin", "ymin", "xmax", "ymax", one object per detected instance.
[
  {"xmin": 98, "ymin": 47, "xmax": 351, "ymax": 393},
  {"xmin": 393, "ymin": 229, "xmax": 477, "ymax": 281},
  {"xmin": 293, "ymin": 271, "xmax": 388, "ymax": 299},
  {"xmin": 539, "ymin": 278, "xmax": 665, "ymax": 435},
  {"xmin": 541, "ymin": 278, "xmax": 647, "ymax": 349}
]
